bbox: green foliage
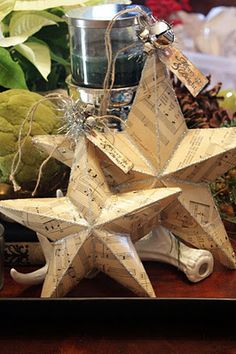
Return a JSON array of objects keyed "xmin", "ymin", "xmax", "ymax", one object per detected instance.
[
  {"xmin": 0, "ymin": 0, "xmax": 16, "ymax": 22},
  {"xmin": 221, "ymin": 118, "xmax": 236, "ymax": 128},
  {"xmin": 0, "ymin": 47, "xmax": 27, "ymax": 89},
  {"xmin": 0, "ymin": 0, "xmax": 130, "ymax": 92},
  {"xmin": 0, "ymin": 7, "xmax": 69, "ymax": 91},
  {"xmin": 0, "ymin": 89, "xmax": 62, "ymax": 186}
]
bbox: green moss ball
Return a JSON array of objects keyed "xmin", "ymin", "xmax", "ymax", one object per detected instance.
[{"xmin": 0, "ymin": 89, "xmax": 62, "ymax": 188}]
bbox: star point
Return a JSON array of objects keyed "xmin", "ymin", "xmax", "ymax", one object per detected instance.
[{"xmin": 0, "ymin": 133, "xmax": 181, "ymax": 297}]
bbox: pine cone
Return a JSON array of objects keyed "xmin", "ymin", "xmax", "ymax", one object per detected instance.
[{"xmin": 172, "ymin": 75, "xmax": 232, "ymax": 128}]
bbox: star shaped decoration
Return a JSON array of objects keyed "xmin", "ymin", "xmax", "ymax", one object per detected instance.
[
  {"xmin": 0, "ymin": 135, "xmax": 181, "ymax": 297},
  {"xmin": 34, "ymin": 53, "xmax": 236, "ymax": 269}
]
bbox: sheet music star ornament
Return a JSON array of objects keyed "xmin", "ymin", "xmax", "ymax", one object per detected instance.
[
  {"xmin": 0, "ymin": 134, "xmax": 180, "ymax": 297},
  {"xmin": 35, "ymin": 53, "xmax": 236, "ymax": 269}
]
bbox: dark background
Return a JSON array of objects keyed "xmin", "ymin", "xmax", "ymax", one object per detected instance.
[
  {"xmin": 135, "ymin": 0, "xmax": 236, "ymax": 14},
  {"xmin": 190, "ymin": 0, "xmax": 236, "ymax": 13}
]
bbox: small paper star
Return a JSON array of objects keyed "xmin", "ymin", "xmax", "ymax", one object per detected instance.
[{"xmin": 0, "ymin": 135, "xmax": 180, "ymax": 297}]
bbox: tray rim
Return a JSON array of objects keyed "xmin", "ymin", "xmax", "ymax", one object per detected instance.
[{"xmin": 0, "ymin": 297, "xmax": 236, "ymax": 323}]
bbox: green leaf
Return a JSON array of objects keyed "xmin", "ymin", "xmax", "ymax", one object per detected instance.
[
  {"xmin": 29, "ymin": 34, "xmax": 69, "ymax": 60},
  {"xmin": 0, "ymin": 22, "xmax": 9, "ymax": 36},
  {"xmin": 50, "ymin": 50, "xmax": 70, "ymax": 66},
  {"xmin": 0, "ymin": 35, "xmax": 28, "ymax": 47},
  {"xmin": 14, "ymin": 0, "xmax": 89, "ymax": 11},
  {"xmin": 0, "ymin": 47, "xmax": 27, "ymax": 89},
  {"xmin": 0, "ymin": 11, "xmax": 59, "ymax": 47},
  {"xmin": 9, "ymin": 12, "xmax": 57, "ymax": 36},
  {"xmin": 10, "ymin": 9, "xmax": 64, "ymax": 26},
  {"xmin": 0, "ymin": 0, "xmax": 16, "ymax": 22},
  {"xmin": 15, "ymin": 40, "xmax": 51, "ymax": 80}
]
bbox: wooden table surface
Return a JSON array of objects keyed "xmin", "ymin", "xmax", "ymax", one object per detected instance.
[
  {"xmin": 1, "ymin": 319, "xmax": 236, "ymax": 354},
  {"xmin": 2, "ymin": 258, "xmax": 236, "ymax": 299},
  {"xmin": 1, "ymin": 259, "xmax": 236, "ymax": 354}
]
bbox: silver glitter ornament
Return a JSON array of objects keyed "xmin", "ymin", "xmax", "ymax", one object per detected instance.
[
  {"xmin": 139, "ymin": 19, "xmax": 175, "ymax": 50},
  {"xmin": 149, "ymin": 20, "xmax": 175, "ymax": 48}
]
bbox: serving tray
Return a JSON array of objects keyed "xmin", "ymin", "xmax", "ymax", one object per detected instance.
[{"xmin": 1, "ymin": 261, "xmax": 236, "ymax": 322}]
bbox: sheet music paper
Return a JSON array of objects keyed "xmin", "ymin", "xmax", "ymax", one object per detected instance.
[
  {"xmin": 33, "ymin": 53, "xmax": 236, "ymax": 268},
  {"xmin": 0, "ymin": 135, "xmax": 181, "ymax": 297}
]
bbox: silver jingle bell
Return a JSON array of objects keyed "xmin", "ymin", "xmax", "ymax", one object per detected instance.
[
  {"xmin": 149, "ymin": 20, "xmax": 175, "ymax": 48},
  {"xmin": 85, "ymin": 115, "xmax": 97, "ymax": 130}
]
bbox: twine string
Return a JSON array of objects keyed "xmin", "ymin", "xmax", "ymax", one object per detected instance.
[
  {"xmin": 99, "ymin": 6, "xmax": 151, "ymax": 116},
  {"xmin": 10, "ymin": 91, "xmax": 126, "ymax": 196}
]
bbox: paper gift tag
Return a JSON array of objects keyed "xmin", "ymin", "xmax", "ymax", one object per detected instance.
[{"xmin": 159, "ymin": 46, "xmax": 209, "ymax": 97}]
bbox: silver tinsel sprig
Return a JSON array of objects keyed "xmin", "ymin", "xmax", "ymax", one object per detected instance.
[{"xmin": 53, "ymin": 94, "xmax": 124, "ymax": 139}]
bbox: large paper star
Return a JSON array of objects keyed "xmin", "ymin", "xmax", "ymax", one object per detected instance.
[
  {"xmin": 34, "ymin": 53, "xmax": 236, "ymax": 268},
  {"xmin": 0, "ymin": 135, "xmax": 180, "ymax": 297}
]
